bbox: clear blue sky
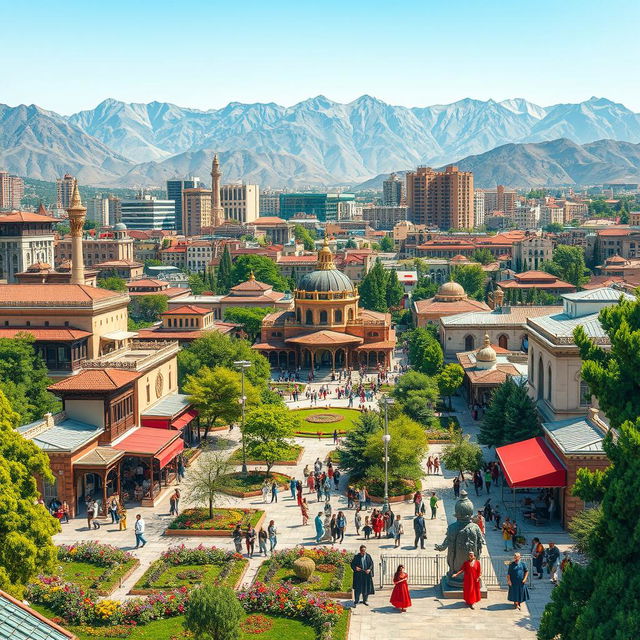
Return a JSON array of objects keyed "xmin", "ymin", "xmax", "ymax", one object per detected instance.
[{"xmin": 4, "ymin": 0, "xmax": 640, "ymax": 113}]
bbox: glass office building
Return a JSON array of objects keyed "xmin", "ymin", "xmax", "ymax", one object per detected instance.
[
  {"xmin": 167, "ymin": 177, "xmax": 200, "ymax": 232},
  {"xmin": 278, "ymin": 193, "xmax": 355, "ymax": 222},
  {"xmin": 120, "ymin": 197, "xmax": 176, "ymax": 230}
]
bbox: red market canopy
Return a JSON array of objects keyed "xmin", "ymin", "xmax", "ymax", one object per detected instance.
[
  {"xmin": 172, "ymin": 409, "xmax": 198, "ymax": 430},
  {"xmin": 496, "ymin": 437, "xmax": 567, "ymax": 488},
  {"xmin": 114, "ymin": 427, "xmax": 184, "ymax": 469}
]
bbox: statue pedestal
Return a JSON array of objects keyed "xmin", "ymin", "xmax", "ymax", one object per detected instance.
[{"xmin": 440, "ymin": 576, "xmax": 488, "ymax": 600}]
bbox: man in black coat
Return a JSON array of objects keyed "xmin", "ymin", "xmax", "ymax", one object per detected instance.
[
  {"xmin": 351, "ymin": 545, "xmax": 375, "ymax": 606},
  {"xmin": 413, "ymin": 513, "xmax": 427, "ymax": 549}
]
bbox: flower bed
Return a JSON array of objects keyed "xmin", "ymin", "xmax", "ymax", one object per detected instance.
[
  {"xmin": 228, "ymin": 444, "xmax": 303, "ymax": 467},
  {"xmin": 54, "ymin": 542, "xmax": 139, "ymax": 596},
  {"xmin": 166, "ymin": 507, "xmax": 265, "ymax": 537},
  {"xmin": 219, "ymin": 471, "xmax": 291, "ymax": 497},
  {"xmin": 239, "ymin": 582, "xmax": 345, "ymax": 640},
  {"xmin": 253, "ymin": 547, "xmax": 352, "ymax": 599},
  {"xmin": 129, "ymin": 545, "xmax": 248, "ymax": 595}
]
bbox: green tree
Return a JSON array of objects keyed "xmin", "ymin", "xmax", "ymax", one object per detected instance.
[
  {"xmin": 185, "ymin": 584, "xmax": 243, "ymax": 640},
  {"xmin": 385, "ymin": 269, "xmax": 404, "ymax": 308},
  {"xmin": 406, "ymin": 327, "xmax": 443, "ymax": 376},
  {"xmin": 178, "ymin": 332, "xmax": 270, "ymax": 388},
  {"xmin": 392, "ymin": 370, "xmax": 439, "ymax": 426},
  {"xmin": 0, "ymin": 336, "xmax": 58, "ymax": 423},
  {"xmin": 358, "ymin": 260, "xmax": 388, "ymax": 312},
  {"xmin": 345, "ymin": 237, "xmax": 357, "ymax": 249},
  {"xmin": 543, "ymin": 222, "xmax": 564, "ymax": 233},
  {"xmin": 379, "ymin": 235, "xmax": 394, "ymax": 252},
  {"xmin": 441, "ymin": 429, "xmax": 483, "ymax": 481},
  {"xmin": 451, "ymin": 264, "xmax": 486, "ymax": 300},
  {"xmin": 216, "ymin": 245, "xmax": 233, "ymax": 294},
  {"xmin": 223, "ymin": 307, "xmax": 274, "ymax": 342},
  {"xmin": 243, "ymin": 405, "xmax": 300, "ymax": 474},
  {"xmin": 0, "ymin": 390, "xmax": 59, "ymax": 597},
  {"xmin": 479, "ymin": 377, "xmax": 540, "ymax": 447},
  {"xmin": 231, "ymin": 254, "xmax": 289, "ymax": 291},
  {"xmin": 471, "ymin": 248, "xmax": 494, "ymax": 265},
  {"xmin": 437, "ymin": 363, "xmax": 464, "ymax": 410},
  {"xmin": 184, "ymin": 366, "xmax": 259, "ymax": 439},
  {"xmin": 184, "ymin": 446, "xmax": 234, "ymax": 520},
  {"xmin": 542, "ymin": 245, "xmax": 590, "ymax": 288},
  {"xmin": 128, "ymin": 294, "xmax": 168, "ymax": 323},
  {"xmin": 97, "ymin": 276, "xmax": 127, "ymax": 292},
  {"xmin": 144, "ymin": 259, "xmax": 163, "ymax": 269},
  {"xmin": 338, "ymin": 412, "xmax": 382, "ymax": 475},
  {"xmin": 188, "ymin": 273, "xmax": 208, "ymax": 295},
  {"xmin": 411, "ymin": 278, "xmax": 438, "ymax": 302},
  {"xmin": 293, "ymin": 224, "xmax": 317, "ymax": 251}
]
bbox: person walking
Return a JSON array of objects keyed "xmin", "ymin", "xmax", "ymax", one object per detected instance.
[
  {"xmin": 86, "ymin": 499, "xmax": 96, "ymax": 530},
  {"xmin": 134, "ymin": 514, "xmax": 147, "ymax": 549},
  {"xmin": 392, "ymin": 514, "xmax": 403, "ymax": 548},
  {"xmin": 301, "ymin": 498, "xmax": 310, "ymax": 526},
  {"xmin": 258, "ymin": 527, "xmax": 268, "ymax": 556},
  {"xmin": 452, "ymin": 551, "xmax": 482, "ymax": 609},
  {"xmin": 502, "ymin": 517, "xmax": 514, "ymax": 551},
  {"xmin": 315, "ymin": 512, "xmax": 325, "ymax": 544},
  {"xmin": 426, "ymin": 456, "xmax": 433, "ymax": 475},
  {"xmin": 333, "ymin": 469, "xmax": 341, "ymax": 489},
  {"xmin": 177, "ymin": 457, "xmax": 185, "ymax": 483},
  {"xmin": 354, "ymin": 508, "xmax": 362, "ymax": 536},
  {"xmin": 307, "ymin": 473, "xmax": 315, "ymax": 494},
  {"xmin": 351, "ymin": 545, "xmax": 375, "ymax": 607},
  {"xmin": 117, "ymin": 504, "xmax": 127, "ymax": 531},
  {"xmin": 429, "ymin": 492, "xmax": 438, "ymax": 520},
  {"xmin": 389, "ymin": 564, "xmax": 412, "ymax": 612},
  {"xmin": 323, "ymin": 476, "xmax": 332, "ymax": 502},
  {"xmin": 268, "ymin": 520, "xmax": 277, "ymax": 553},
  {"xmin": 413, "ymin": 513, "xmax": 426, "ymax": 549},
  {"xmin": 271, "ymin": 481, "xmax": 278, "ymax": 503},
  {"xmin": 333, "ymin": 429, "xmax": 338, "ymax": 445},
  {"xmin": 261, "ymin": 480, "xmax": 270, "ymax": 503},
  {"xmin": 473, "ymin": 470, "xmax": 483, "ymax": 496},
  {"xmin": 108, "ymin": 497, "xmax": 119, "ymax": 524},
  {"xmin": 484, "ymin": 469, "xmax": 492, "ymax": 494},
  {"xmin": 532, "ymin": 537, "xmax": 545, "ymax": 579},
  {"xmin": 433, "ymin": 456, "xmax": 441, "ymax": 475},
  {"xmin": 453, "ymin": 476, "xmax": 460, "ymax": 498},
  {"xmin": 336, "ymin": 511, "xmax": 347, "ymax": 543},
  {"xmin": 330, "ymin": 514, "xmax": 338, "ymax": 543},
  {"xmin": 296, "ymin": 481, "xmax": 303, "ymax": 506},
  {"xmin": 245, "ymin": 525, "xmax": 256, "ymax": 557},
  {"xmin": 232, "ymin": 524, "xmax": 243, "ymax": 553},
  {"xmin": 546, "ymin": 542, "xmax": 561, "ymax": 584},
  {"xmin": 413, "ymin": 491, "xmax": 423, "ymax": 516},
  {"xmin": 290, "ymin": 477, "xmax": 297, "ymax": 500},
  {"xmin": 363, "ymin": 516, "xmax": 372, "ymax": 540},
  {"xmin": 507, "ymin": 552, "xmax": 530, "ymax": 610}
]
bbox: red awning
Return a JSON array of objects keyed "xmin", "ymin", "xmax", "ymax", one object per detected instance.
[
  {"xmin": 496, "ymin": 437, "xmax": 567, "ymax": 488},
  {"xmin": 171, "ymin": 409, "xmax": 198, "ymax": 430},
  {"xmin": 114, "ymin": 427, "xmax": 182, "ymax": 456},
  {"xmin": 156, "ymin": 438, "xmax": 185, "ymax": 469}
]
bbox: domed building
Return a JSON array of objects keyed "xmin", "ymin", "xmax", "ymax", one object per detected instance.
[
  {"xmin": 412, "ymin": 280, "xmax": 490, "ymax": 328},
  {"xmin": 254, "ymin": 240, "xmax": 396, "ymax": 371}
]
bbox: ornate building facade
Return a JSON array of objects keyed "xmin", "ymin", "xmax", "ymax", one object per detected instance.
[{"xmin": 253, "ymin": 240, "xmax": 396, "ymax": 371}]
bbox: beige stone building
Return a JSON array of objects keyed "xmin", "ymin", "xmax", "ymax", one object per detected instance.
[
  {"xmin": 55, "ymin": 226, "xmax": 134, "ymax": 267},
  {"xmin": 412, "ymin": 281, "xmax": 489, "ymax": 328},
  {"xmin": 182, "ymin": 188, "xmax": 212, "ymax": 236},
  {"xmin": 512, "ymin": 233, "xmax": 554, "ymax": 271},
  {"xmin": 221, "ymin": 184, "xmax": 259, "ymax": 224}
]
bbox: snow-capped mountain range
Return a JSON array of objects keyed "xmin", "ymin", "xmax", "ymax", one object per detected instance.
[{"xmin": 2, "ymin": 96, "xmax": 640, "ymax": 187}]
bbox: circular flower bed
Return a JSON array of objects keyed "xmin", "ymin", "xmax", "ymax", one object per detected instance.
[
  {"xmin": 305, "ymin": 413, "xmax": 344, "ymax": 424},
  {"xmin": 240, "ymin": 613, "xmax": 274, "ymax": 634},
  {"xmin": 167, "ymin": 507, "xmax": 263, "ymax": 532}
]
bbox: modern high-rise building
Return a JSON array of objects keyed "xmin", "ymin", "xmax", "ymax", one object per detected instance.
[
  {"xmin": 108, "ymin": 196, "xmax": 121, "ymax": 226},
  {"xmin": 279, "ymin": 193, "xmax": 356, "ymax": 222},
  {"xmin": 120, "ymin": 196, "xmax": 175, "ymax": 230},
  {"xmin": 483, "ymin": 185, "xmax": 516, "ymax": 217},
  {"xmin": 259, "ymin": 191, "xmax": 281, "ymax": 215},
  {"xmin": 182, "ymin": 188, "xmax": 212, "ymax": 236},
  {"xmin": 167, "ymin": 177, "xmax": 200, "ymax": 232},
  {"xmin": 405, "ymin": 166, "xmax": 474, "ymax": 229},
  {"xmin": 56, "ymin": 174, "xmax": 76, "ymax": 209},
  {"xmin": 362, "ymin": 206, "xmax": 408, "ymax": 230},
  {"xmin": 382, "ymin": 173, "xmax": 404, "ymax": 206},
  {"xmin": 0, "ymin": 171, "xmax": 24, "ymax": 210},
  {"xmin": 86, "ymin": 194, "xmax": 110, "ymax": 227},
  {"xmin": 220, "ymin": 184, "xmax": 259, "ymax": 223},
  {"xmin": 473, "ymin": 190, "xmax": 485, "ymax": 228}
]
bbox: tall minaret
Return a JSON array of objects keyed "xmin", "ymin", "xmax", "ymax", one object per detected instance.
[
  {"xmin": 67, "ymin": 180, "xmax": 86, "ymax": 285},
  {"xmin": 210, "ymin": 153, "xmax": 225, "ymax": 227}
]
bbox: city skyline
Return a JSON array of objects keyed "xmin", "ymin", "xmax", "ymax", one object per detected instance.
[{"xmin": 4, "ymin": 0, "xmax": 640, "ymax": 113}]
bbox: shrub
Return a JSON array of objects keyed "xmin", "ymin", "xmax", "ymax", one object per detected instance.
[{"xmin": 185, "ymin": 584, "xmax": 243, "ymax": 640}]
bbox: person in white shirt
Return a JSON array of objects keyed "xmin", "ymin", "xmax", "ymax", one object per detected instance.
[{"xmin": 134, "ymin": 514, "xmax": 147, "ymax": 548}]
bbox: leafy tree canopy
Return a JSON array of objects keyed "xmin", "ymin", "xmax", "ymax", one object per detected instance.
[
  {"xmin": 97, "ymin": 276, "xmax": 127, "ymax": 292},
  {"xmin": 437, "ymin": 363, "xmax": 465, "ymax": 410},
  {"xmin": 471, "ymin": 248, "xmax": 494, "ymax": 265},
  {"xmin": 223, "ymin": 307, "xmax": 274, "ymax": 342},
  {"xmin": 231, "ymin": 254, "xmax": 289, "ymax": 291},
  {"xmin": 405, "ymin": 327, "xmax": 443, "ymax": 376},
  {"xmin": 293, "ymin": 224, "xmax": 317, "ymax": 251},
  {"xmin": 451, "ymin": 264, "xmax": 486, "ymax": 301},
  {"xmin": 185, "ymin": 584, "xmax": 243, "ymax": 640},
  {"xmin": 379, "ymin": 235, "xmax": 394, "ymax": 252},
  {"xmin": 542, "ymin": 245, "xmax": 590, "ymax": 288},
  {"xmin": 128, "ymin": 294, "xmax": 168, "ymax": 324},
  {"xmin": 441, "ymin": 429, "xmax": 483, "ymax": 479}
]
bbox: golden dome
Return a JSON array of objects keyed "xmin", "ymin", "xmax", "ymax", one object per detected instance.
[
  {"xmin": 436, "ymin": 281, "xmax": 466, "ymax": 299},
  {"xmin": 476, "ymin": 334, "xmax": 497, "ymax": 363}
]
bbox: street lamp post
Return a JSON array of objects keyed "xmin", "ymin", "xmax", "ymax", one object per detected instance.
[
  {"xmin": 382, "ymin": 397, "xmax": 394, "ymax": 514},
  {"xmin": 234, "ymin": 360, "xmax": 251, "ymax": 475}
]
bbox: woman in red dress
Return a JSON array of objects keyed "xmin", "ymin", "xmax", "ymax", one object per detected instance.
[
  {"xmin": 452, "ymin": 551, "xmax": 482, "ymax": 608},
  {"xmin": 372, "ymin": 511, "xmax": 384, "ymax": 539},
  {"xmin": 390, "ymin": 565, "xmax": 412, "ymax": 611}
]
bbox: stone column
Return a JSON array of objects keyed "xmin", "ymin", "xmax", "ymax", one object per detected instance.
[{"xmin": 67, "ymin": 181, "xmax": 86, "ymax": 285}]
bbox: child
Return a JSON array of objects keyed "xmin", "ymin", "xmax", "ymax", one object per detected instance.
[
  {"xmin": 363, "ymin": 516, "xmax": 372, "ymax": 540},
  {"xmin": 118, "ymin": 505, "xmax": 127, "ymax": 531}
]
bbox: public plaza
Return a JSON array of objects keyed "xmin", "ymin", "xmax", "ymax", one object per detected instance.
[{"xmin": 51, "ymin": 359, "xmax": 572, "ymax": 640}]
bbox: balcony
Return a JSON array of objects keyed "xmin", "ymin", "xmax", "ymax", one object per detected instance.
[{"xmin": 84, "ymin": 340, "xmax": 179, "ymax": 371}]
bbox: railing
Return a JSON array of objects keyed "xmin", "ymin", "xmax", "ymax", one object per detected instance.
[{"xmin": 378, "ymin": 554, "xmax": 533, "ymax": 589}]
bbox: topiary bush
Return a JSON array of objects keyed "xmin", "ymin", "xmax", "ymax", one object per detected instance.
[{"xmin": 292, "ymin": 557, "xmax": 316, "ymax": 581}]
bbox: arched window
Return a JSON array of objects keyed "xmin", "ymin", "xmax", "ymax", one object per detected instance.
[
  {"xmin": 547, "ymin": 365, "xmax": 553, "ymax": 401},
  {"xmin": 306, "ymin": 310, "xmax": 313, "ymax": 325},
  {"xmin": 529, "ymin": 348, "xmax": 534, "ymax": 382},
  {"xmin": 498, "ymin": 334, "xmax": 508, "ymax": 349},
  {"xmin": 464, "ymin": 335, "xmax": 475, "ymax": 351},
  {"xmin": 296, "ymin": 308, "xmax": 301, "ymax": 322},
  {"xmin": 319, "ymin": 310, "xmax": 328, "ymax": 324},
  {"xmin": 348, "ymin": 308, "xmax": 354, "ymax": 321},
  {"xmin": 335, "ymin": 309, "xmax": 342, "ymax": 323},
  {"xmin": 537, "ymin": 357, "xmax": 544, "ymax": 400}
]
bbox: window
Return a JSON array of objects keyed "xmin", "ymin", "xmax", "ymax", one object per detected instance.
[
  {"xmin": 547, "ymin": 365, "xmax": 552, "ymax": 401},
  {"xmin": 464, "ymin": 335, "xmax": 475, "ymax": 351},
  {"xmin": 498, "ymin": 334, "xmax": 508, "ymax": 349},
  {"xmin": 306, "ymin": 310, "xmax": 313, "ymax": 325},
  {"xmin": 579, "ymin": 379, "xmax": 591, "ymax": 407},
  {"xmin": 348, "ymin": 308, "xmax": 354, "ymax": 321},
  {"xmin": 319, "ymin": 311, "xmax": 328, "ymax": 324},
  {"xmin": 335, "ymin": 310, "xmax": 342, "ymax": 322}
]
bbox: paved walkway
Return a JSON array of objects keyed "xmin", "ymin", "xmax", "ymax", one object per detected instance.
[{"xmin": 53, "ymin": 375, "xmax": 571, "ymax": 638}]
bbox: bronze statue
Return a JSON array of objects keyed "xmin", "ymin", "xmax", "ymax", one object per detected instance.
[{"xmin": 435, "ymin": 490, "xmax": 485, "ymax": 589}]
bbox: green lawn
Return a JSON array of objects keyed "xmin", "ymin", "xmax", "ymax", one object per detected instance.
[
  {"xmin": 134, "ymin": 560, "xmax": 246, "ymax": 591},
  {"xmin": 254, "ymin": 560, "xmax": 353, "ymax": 594},
  {"xmin": 220, "ymin": 471, "xmax": 290, "ymax": 493},
  {"xmin": 55, "ymin": 558, "xmax": 137, "ymax": 593},
  {"xmin": 292, "ymin": 408, "xmax": 361, "ymax": 435},
  {"xmin": 228, "ymin": 444, "xmax": 302, "ymax": 465},
  {"xmin": 167, "ymin": 507, "xmax": 264, "ymax": 532}
]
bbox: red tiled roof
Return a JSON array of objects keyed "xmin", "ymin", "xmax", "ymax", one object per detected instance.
[
  {"xmin": 231, "ymin": 279, "xmax": 272, "ymax": 292},
  {"xmin": 163, "ymin": 304, "xmax": 211, "ymax": 315},
  {"xmin": 0, "ymin": 284, "xmax": 125, "ymax": 303},
  {"xmin": 127, "ymin": 288, "xmax": 189, "ymax": 299},
  {"xmin": 49, "ymin": 368, "xmax": 141, "ymax": 392},
  {"xmin": 414, "ymin": 298, "xmax": 490, "ymax": 314},
  {"xmin": 160, "ymin": 246, "xmax": 187, "ymax": 253},
  {"xmin": 127, "ymin": 279, "xmax": 166, "ymax": 288},
  {"xmin": 94, "ymin": 259, "xmax": 143, "ymax": 268},
  {"xmin": 0, "ymin": 327, "xmax": 91, "ymax": 340},
  {"xmin": 277, "ymin": 255, "xmax": 318, "ymax": 263},
  {"xmin": 597, "ymin": 227, "xmax": 632, "ymax": 236},
  {"xmin": 285, "ymin": 330, "xmax": 363, "ymax": 346},
  {"xmin": 254, "ymin": 217, "xmax": 287, "ymax": 225},
  {"xmin": 0, "ymin": 211, "xmax": 58, "ymax": 223}
]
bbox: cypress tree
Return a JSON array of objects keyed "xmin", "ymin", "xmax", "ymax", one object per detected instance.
[
  {"xmin": 359, "ymin": 260, "xmax": 387, "ymax": 312},
  {"xmin": 386, "ymin": 269, "xmax": 405, "ymax": 308},
  {"xmin": 216, "ymin": 245, "xmax": 233, "ymax": 294}
]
